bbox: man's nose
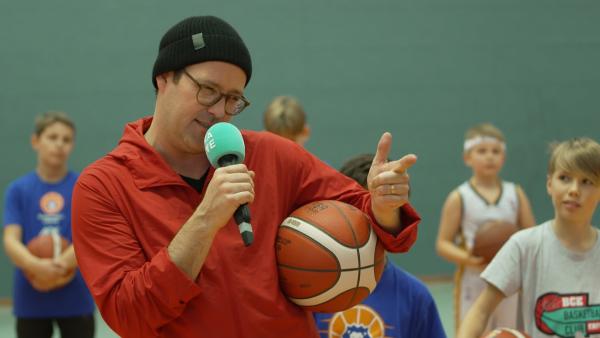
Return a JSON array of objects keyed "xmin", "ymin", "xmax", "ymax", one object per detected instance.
[{"xmin": 207, "ymin": 97, "xmax": 227, "ymax": 119}]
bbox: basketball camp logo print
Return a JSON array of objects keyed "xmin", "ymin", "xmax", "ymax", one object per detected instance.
[
  {"xmin": 38, "ymin": 191, "xmax": 65, "ymax": 225},
  {"xmin": 324, "ymin": 305, "xmax": 388, "ymax": 338},
  {"xmin": 535, "ymin": 292, "xmax": 600, "ymax": 337},
  {"xmin": 40, "ymin": 192, "xmax": 64, "ymax": 214}
]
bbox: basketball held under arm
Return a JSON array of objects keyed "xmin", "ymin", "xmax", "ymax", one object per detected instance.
[{"xmin": 457, "ymin": 283, "xmax": 506, "ymax": 338}]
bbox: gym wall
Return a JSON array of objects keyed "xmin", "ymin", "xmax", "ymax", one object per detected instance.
[{"xmin": 1, "ymin": 0, "xmax": 599, "ymax": 297}]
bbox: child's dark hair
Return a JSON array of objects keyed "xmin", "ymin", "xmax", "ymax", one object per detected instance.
[{"xmin": 339, "ymin": 154, "xmax": 374, "ymax": 189}]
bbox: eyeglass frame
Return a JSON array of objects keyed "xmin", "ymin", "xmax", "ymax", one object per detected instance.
[{"xmin": 180, "ymin": 69, "xmax": 251, "ymax": 116}]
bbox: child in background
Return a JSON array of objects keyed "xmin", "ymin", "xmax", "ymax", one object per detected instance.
[
  {"xmin": 3, "ymin": 112, "xmax": 95, "ymax": 338},
  {"xmin": 458, "ymin": 137, "xmax": 600, "ymax": 338},
  {"xmin": 263, "ymin": 95, "xmax": 311, "ymax": 146},
  {"xmin": 436, "ymin": 123, "xmax": 536, "ymax": 332},
  {"xmin": 314, "ymin": 154, "xmax": 447, "ymax": 338}
]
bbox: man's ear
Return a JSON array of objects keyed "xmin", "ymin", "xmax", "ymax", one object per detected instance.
[{"xmin": 155, "ymin": 72, "xmax": 171, "ymax": 92}]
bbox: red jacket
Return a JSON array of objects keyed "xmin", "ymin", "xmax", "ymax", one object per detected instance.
[{"xmin": 72, "ymin": 117, "xmax": 420, "ymax": 338}]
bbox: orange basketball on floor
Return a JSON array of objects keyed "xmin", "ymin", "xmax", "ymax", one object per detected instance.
[
  {"xmin": 482, "ymin": 328, "xmax": 532, "ymax": 338},
  {"xmin": 276, "ymin": 200, "xmax": 385, "ymax": 313},
  {"xmin": 472, "ymin": 221, "xmax": 518, "ymax": 263},
  {"xmin": 27, "ymin": 234, "xmax": 69, "ymax": 259}
]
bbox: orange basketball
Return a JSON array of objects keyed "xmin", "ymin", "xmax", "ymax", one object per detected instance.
[
  {"xmin": 482, "ymin": 328, "xmax": 532, "ymax": 338},
  {"xmin": 472, "ymin": 221, "xmax": 518, "ymax": 263},
  {"xmin": 276, "ymin": 200, "xmax": 385, "ymax": 313},
  {"xmin": 27, "ymin": 234, "xmax": 70, "ymax": 259}
]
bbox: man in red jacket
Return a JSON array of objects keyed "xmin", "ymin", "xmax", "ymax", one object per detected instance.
[{"xmin": 72, "ymin": 15, "xmax": 420, "ymax": 338}]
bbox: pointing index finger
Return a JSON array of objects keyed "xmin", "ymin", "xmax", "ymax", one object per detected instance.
[{"xmin": 391, "ymin": 154, "xmax": 418, "ymax": 173}]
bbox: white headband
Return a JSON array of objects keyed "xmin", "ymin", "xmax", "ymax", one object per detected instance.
[{"xmin": 463, "ymin": 136, "xmax": 506, "ymax": 152}]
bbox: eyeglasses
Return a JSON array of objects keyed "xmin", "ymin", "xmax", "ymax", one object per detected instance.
[{"xmin": 181, "ymin": 69, "xmax": 250, "ymax": 116}]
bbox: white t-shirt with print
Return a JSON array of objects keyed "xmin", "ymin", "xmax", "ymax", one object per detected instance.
[{"xmin": 482, "ymin": 221, "xmax": 600, "ymax": 338}]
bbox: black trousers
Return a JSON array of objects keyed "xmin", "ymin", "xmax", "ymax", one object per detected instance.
[{"xmin": 16, "ymin": 315, "xmax": 95, "ymax": 338}]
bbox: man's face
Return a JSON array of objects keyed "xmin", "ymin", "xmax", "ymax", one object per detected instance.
[{"xmin": 155, "ymin": 61, "xmax": 247, "ymax": 154}]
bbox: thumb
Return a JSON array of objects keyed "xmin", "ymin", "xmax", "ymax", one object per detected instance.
[{"xmin": 372, "ymin": 132, "xmax": 392, "ymax": 166}]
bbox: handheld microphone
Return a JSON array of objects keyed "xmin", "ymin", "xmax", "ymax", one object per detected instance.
[{"xmin": 204, "ymin": 122, "xmax": 253, "ymax": 246}]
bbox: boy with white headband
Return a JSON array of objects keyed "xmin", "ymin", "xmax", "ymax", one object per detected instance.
[{"xmin": 435, "ymin": 122, "xmax": 536, "ymax": 333}]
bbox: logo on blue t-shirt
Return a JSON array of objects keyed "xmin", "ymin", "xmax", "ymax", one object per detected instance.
[
  {"xmin": 37, "ymin": 191, "xmax": 65, "ymax": 225},
  {"xmin": 324, "ymin": 304, "xmax": 386, "ymax": 338}
]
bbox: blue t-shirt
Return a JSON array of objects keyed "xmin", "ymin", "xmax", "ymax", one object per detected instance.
[
  {"xmin": 3, "ymin": 171, "xmax": 95, "ymax": 318},
  {"xmin": 313, "ymin": 260, "xmax": 447, "ymax": 338}
]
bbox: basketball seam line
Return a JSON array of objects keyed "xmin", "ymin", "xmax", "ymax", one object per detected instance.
[
  {"xmin": 277, "ymin": 263, "xmax": 380, "ymax": 273},
  {"xmin": 328, "ymin": 201, "xmax": 362, "ymax": 311},
  {"xmin": 285, "ymin": 214, "xmax": 360, "ymax": 249}
]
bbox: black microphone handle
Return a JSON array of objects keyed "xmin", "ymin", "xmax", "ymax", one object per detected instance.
[
  {"xmin": 216, "ymin": 154, "xmax": 254, "ymax": 246},
  {"xmin": 234, "ymin": 204, "xmax": 253, "ymax": 246},
  {"xmin": 233, "ymin": 204, "xmax": 251, "ymax": 224}
]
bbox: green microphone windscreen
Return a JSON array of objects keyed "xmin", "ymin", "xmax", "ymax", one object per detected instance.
[{"xmin": 204, "ymin": 122, "xmax": 246, "ymax": 168}]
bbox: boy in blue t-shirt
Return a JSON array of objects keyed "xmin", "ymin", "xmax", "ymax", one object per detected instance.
[
  {"xmin": 313, "ymin": 154, "xmax": 447, "ymax": 338},
  {"xmin": 3, "ymin": 112, "xmax": 95, "ymax": 338}
]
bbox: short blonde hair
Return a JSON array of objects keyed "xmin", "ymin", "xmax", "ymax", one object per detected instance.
[
  {"xmin": 263, "ymin": 96, "xmax": 306, "ymax": 141},
  {"xmin": 548, "ymin": 137, "xmax": 600, "ymax": 183},
  {"xmin": 34, "ymin": 111, "xmax": 75, "ymax": 136},
  {"xmin": 464, "ymin": 123, "xmax": 505, "ymax": 142}
]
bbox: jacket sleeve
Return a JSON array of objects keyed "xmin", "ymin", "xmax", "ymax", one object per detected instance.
[
  {"xmin": 72, "ymin": 171, "xmax": 202, "ymax": 338},
  {"xmin": 366, "ymin": 203, "xmax": 420, "ymax": 253},
  {"xmin": 281, "ymin": 142, "xmax": 420, "ymax": 253}
]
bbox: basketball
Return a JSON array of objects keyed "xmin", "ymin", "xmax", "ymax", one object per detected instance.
[
  {"xmin": 27, "ymin": 234, "xmax": 70, "ymax": 259},
  {"xmin": 25, "ymin": 234, "xmax": 74, "ymax": 283},
  {"xmin": 472, "ymin": 220, "xmax": 518, "ymax": 263},
  {"xmin": 276, "ymin": 200, "xmax": 385, "ymax": 313},
  {"xmin": 482, "ymin": 328, "xmax": 532, "ymax": 338}
]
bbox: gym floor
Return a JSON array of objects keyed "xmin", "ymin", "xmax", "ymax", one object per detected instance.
[{"xmin": 0, "ymin": 279, "xmax": 455, "ymax": 338}]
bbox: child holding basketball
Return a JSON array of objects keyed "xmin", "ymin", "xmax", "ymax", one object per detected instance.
[
  {"xmin": 3, "ymin": 112, "xmax": 95, "ymax": 338},
  {"xmin": 314, "ymin": 153, "xmax": 447, "ymax": 338},
  {"xmin": 458, "ymin": 137, "xmax": 600, "ymax": 338},
  {"xmin": 263, "ymin": 95, "xmax": 311, "ymax": 146},
  {"xmin": 436, "ymin": 123, "xmax": 536, "ymax": 332}
]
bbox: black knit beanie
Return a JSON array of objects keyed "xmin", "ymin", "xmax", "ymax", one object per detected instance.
[{"xmin": 152, "ymin": 16, "xmax": 252, "ymax": 88}]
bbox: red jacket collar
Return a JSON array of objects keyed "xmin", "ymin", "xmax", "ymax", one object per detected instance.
[{"xmin": 110, "ymin": 116, "xmax": 196, "ymax": 190}]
